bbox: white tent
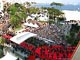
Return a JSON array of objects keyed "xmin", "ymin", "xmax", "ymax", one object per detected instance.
[
  {"xmin": 63, "ymin": 10, "xmax": 80, "ymax": 21},
  {"xmin": 0, "ymin": 52, "xmax": 17, "ymax": 60},
  {"xmin": 24, "ymin": 22, "xmax": 39, "ymax": 28},
  {"xmin": 10, "ymin": 32, "xmax": 37, "ymax": 44}
]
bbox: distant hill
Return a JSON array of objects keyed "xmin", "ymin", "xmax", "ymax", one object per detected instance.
[{"xmin": 33, "ymin": 3, "xmax": 80, "ymax": 11}]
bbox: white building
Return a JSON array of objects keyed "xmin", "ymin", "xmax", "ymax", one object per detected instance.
[
  {"xmin": 26, "ymin": 9, "xmax": 49, "ymax": 22},
  {"xmin": 63, "ymin": 10, "xmax": 80, "ymax": 25},
  {"xmin": 26, "ymin": 16, "xmax": 35, "ymax": 21},
  {"xmin": 38, "ymin": 9, "xmax": 49, "ymax": 21},
  {"xmin": 38, "ymin": 15, "xmax": 49, "ymax": 21}
]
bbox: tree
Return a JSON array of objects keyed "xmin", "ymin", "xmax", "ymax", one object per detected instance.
[
  {"xmin": 0, "ymin": 37, "xmax": 5, "ymax": 45},
  {"xmin": 8, "ymin": 3, "xmax": 27, "ymax": 28},
  {"xmin": 47, "ymin": 2, "xmax": 64, "ymax": 24},
  {"xmin": 47, "ymin": 8, "xmax": 64, "ymax": 20},
  {"xmin": 28, "ymin": 7, "xmax": 39, "ymax": 14},
  {"xmin": 23, "ymin": 2, "xmax": 36, "ymax": 8},
  {"xmin": 50, "ymin": 2, "xmax": 64, "ymax": 7},
  {"xmin": 25, "ymin": 2, "xmax": 31, "ymax": 7},
  {"xmin": 48, "ymin": 19, "xmax": 54, "ymax": 25},
  {"xmin": 23, "ymin": 2, "xmax": 31, "ymax": 8},
  {"xmin": 0, "ymin": 43, "xmax": 5, "ymax": 58},
  {"xmin": 49, "ymin": 2, "xmax": 64, "ymax": 22},
  {"xmin": 0, "ymin": 49, "xmax": 4, "ymax": 58},
  {"xmin": 66, "ymin": 24, "xmax": 80, "ymax": 46}
]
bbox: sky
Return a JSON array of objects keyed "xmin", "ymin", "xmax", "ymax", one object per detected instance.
[{"xmin": 6, "ymin": 0, "xmax": 80, "ymax": 5}]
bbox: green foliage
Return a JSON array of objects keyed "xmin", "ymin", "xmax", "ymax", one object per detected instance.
[
  {"xmin": 0, "ymin": 37, "xmax": 5, "ymax": 45},
  {"xmin": 66, "ymin": 24, "xmax": 80, "ymax": 46},
  {"xmin": 0, "ymin": 45, "xmax": 4, "ymax": 58},
  {"xmin": 57, "ymin": 17, "xmax": 65, "ymax": 21},
  {"xmin": 0, "ymin": 49, "xmax": 4, "ymax": 58},
  {"xmin": 50, "ymin": 2, "xmax": 64, "ymax": 6},
  {"xmin": 10, "ymin": 15, "xmax": 20, "ymax": 27},
  {"xmin": 48, "ymin": 19, "xmax": 54, "ymax": 25},
  {"xmin": 14, "ymin": 25, "xmax": 22, "ymax": 31},
  {"xmin": 8, "ymin": 3, "xmax": 27, "ymax": 27},
  {"xmin": 47, "ymin": 8, "xmax": 64, "ymax": 20},
  {"xmin": 25, "ymin": 2, "xmax": 31, "ymax": 6},
  {"xmin": 8, "ymin": 4, "xmax": 17, "ymax": 15},
  {"xmin": 48, "ymin": 2, "xmax": 64, "ymax": 22},
  {"xmin": 70, "ymin": 24, "xmax": 80, "ymax": 33},
  {"xmin": 28, "ymin": 7, "xmax": 39, "ymax": 14}
]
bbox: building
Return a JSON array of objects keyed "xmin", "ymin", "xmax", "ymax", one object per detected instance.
[
  {"xmin": 38, "ymin": 9, "xmax": 49, "ymax": 21},
  {"xmin": 63, "ymin": 10, "xmax": 80, "ymax": 25},
  {"xmin": 26, "ymin": 9, "xmax": 49, "ymax": 22}
]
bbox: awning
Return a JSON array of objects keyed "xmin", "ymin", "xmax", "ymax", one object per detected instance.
[{"xmin": 10, "ymin": 32, "xmax": 37, "ymax": 44}]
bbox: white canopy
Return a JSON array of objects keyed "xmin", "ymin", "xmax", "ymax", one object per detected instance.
[
  {"xmin": 24, "ymin": 22, "xmax": 39, "ymax": 28},
  {"xmin": 0, "ymin": 52, "xmax": 17, "ymax": 60},
  {"xmin": 10, "ymin": 32, "xmax": 37, "ymax": 44},
  {"xmin": 63, "ymin": 10, "xmax": 80, "ymax": 21}
]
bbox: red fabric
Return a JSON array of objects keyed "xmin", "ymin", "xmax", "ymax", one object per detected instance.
[
  {"xmin": 20, "ymin": 42, "xmax": 29, "ymax": 49},
  {"xmin": 28, "ymin": 44, "xmax": 35, "ymax": 51},
  {"xmin": 28, "ymin": 55, "xmax": 35, "ymax": 60},
  {"xmin": 35, "ymin": 47, "xmax": 41, "ymax": 55},
  {"xmin": 68, "ymin": 53, "xmax": 72, "ymax": 58},
  {"xmin": 2, "ymin": 34, "xmax": 12, "ymax": 40},
  {"xmin": 53, "ymin": 52, "xmax": 57, "ymax": 60}
]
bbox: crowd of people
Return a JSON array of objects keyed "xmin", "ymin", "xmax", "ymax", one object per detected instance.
[{"xmin": 32, "ymin": 24, "xmax": 66, "ymax": 45}]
